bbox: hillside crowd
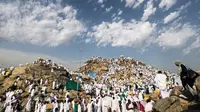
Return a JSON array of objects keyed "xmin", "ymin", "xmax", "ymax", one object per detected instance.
[{"xmin": 0, "ymin": 57, "xmax": 180, "ymax": 112}]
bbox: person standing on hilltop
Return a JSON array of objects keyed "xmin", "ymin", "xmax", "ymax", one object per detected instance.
[{"xmin": 154, "ymin": 71, "xmax": 168, "ymax": 99}]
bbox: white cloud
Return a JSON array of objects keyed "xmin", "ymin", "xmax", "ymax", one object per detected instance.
[
  {"xmin": 111, "ymin": 13, "xmax": 116, "ymax": 18},
  {"xmin": 125, "ymin": 0, "xmax": 135, "ymax": 7},
  {"xmin": 121, "ymin": 0, "xmax": 124, "ymax": 2},
  {"xmin": 159, "ymin": 0, "xmax": 177, "ymax": 10},
  {"xmin": 105, "ymin": 6, "xmax": 113, "ymax": 12},
  {"xmin": 101, "ymin": 4, "xmax": 105, "ymax": 8},
  {"xmin": 98, "ymin": 0, "xmax": 104, "ymax": 4},
  {"xmin": 0, "ymin": 1, "xmax": 86, "ymax": 47},
  {"xmin": 0, "ymin": 48, "xmax": 78, "ymax": 70},
  {"xmin": 164, "ymin": 11, "xmax": 180, "ymax": 24},
  {"xmin": 112, "ymin": 17, "xmax": 121, "ymax": 22},
  {"xmin": 118, "ymin": 9, "xmax": 123, "ymax": 15},
  {"xmin": 156, "ymin": 23, "xmax": 197, "ymax": 48},
  {"xmin": 125, "ymin": 0, "xmax": 145, "ymax": 9},
  {"xmin": 85, "ymin": 38, "xmax": 92, "ymax": 44},
  {"xmin": 179, "ymin": 1, "xmax": 192, "ymax": 11},
  {"xmin": 141, "ymin": 0, "xmax": 156, "ymax": 21},
  {"xmin": 94, "ymin": 7, "xmax": 97, "ymax": 11},
  {"xmin": 163, "ymin": 1, "xmax": 192, "ymax": 24},
  {"xmin": 88, "ymin": 19, "xmax": 156, "ymax": 47},
  {"xmin": 133, "ymin": 0, "xmax": 145, "ymax": 9},
  {"xmin": 183, "ymin": 37, "xmax": 200, "ymax": 55}
]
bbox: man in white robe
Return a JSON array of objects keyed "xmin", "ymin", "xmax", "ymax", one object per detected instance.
[
  {"xmin": 138, "ymin": 91, "xmax": 144, "ymax": 101},
  {"xmin": 78, "ymin": 103, "xmax": 81, "ymax": 112},
  {"xmin": 52, "ymin": 80, "xmax": 56, "ymax": 90},
  {"xmin": 25, "ymin": 98, "xmax": 32, "ymax": 112},
  {"xmin": 81, "ymin": 98, "xmax": 87, "ymax": 112},
  {"xmin": 112, "ymin": 96, "xmax": 119, "ymax": 112},
  {"xmin": 45, "ymin": 79, "xmax": 48, "ymax": 85},
  {"xmin": 53, "ymin": 101, "xmax": 58, "ymax": 112},
  {"xmin": 87, "ymin": 100, "xmax": 93, "ymax": 112},
  {"xmin": 64, "ymin": 100, "xmax": 70, "ymax": 112},
  {"xmin": 35, "ymin": 102, "xmax": 42, "ymax": 112},
  {"xmin": 31, "ymin": 88, "xmax": 35, "ymax": 97},
  {"xmin": 40, "ymin": 79, "xmax": 43, "ymax": 85},
  {"xmin": 154, "ymin": 71, "xmax": 168, "ymax": 98},
  {"xmin": 42, "ymin": 86, "xmax": 46, "ymax": 95},
  {"xmin": 96, "ymin": 88, "xmax": 100, "ymax": 97},
  {"xmin": 144, "ymin": 99, "xmax": 154, "ymax": 112},
  {"xmin": 121, "ymin": 98, "xmax": 126, "ymax": 112},
  {"xmin": 97, "ymin": 97, "xmax": 102, "ymax": 112},
  {"xmin": 28, "ymin": 84, "xmax": 33, "ymax": 93},
  {"xmin": 59, "ymin": 101, "xmax": 64, "ymax": 112},
  {"xmin": 5, "ymin": 102, "xmax": 13, "ymax": 112},
  {"xmin": 102, "ymin": 94, "xmax": 112, "ymax": 112},
  {"xmin": 41, "ymin": 103, "xmax": 46, "ymax": 112}
]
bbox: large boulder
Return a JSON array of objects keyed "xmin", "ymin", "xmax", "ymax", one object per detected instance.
[
  {"xmin": 153, "ymin": 96, "xmax": 183, "ymax": 112},
  {"xmin": 194, "ymin": 76, "xmax": 200, "ymax": 92},
  {"xmin": 170, "ymin": 86, "xmax": 182, "ymax": 96},
  {"xmin": 0, "ymin": 75, "xmax": 4, "ymax": 82}
]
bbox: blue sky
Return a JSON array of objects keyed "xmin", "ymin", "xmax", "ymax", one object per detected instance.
[{"xmin": 0, "ymin": 0, "xmax": 200, "ymax": 71}]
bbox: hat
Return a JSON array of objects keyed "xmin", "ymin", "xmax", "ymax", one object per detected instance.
[
  {"xmin": 154, "ymin": 89, "xmax": 160, "ymax": 95},
  {"xmin": 144, "ymin": 96, "xmax": 150, "ymax": 101},
  {"xmin": 128, "ymin": 91, "xmax": 134, "ymax": 95}
]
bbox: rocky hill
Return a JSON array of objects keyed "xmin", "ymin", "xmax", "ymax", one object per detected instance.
[
  {"xmin": 0, "ymin": 59, "xmax": 91, "ymax": 108},
  {"xmin": 0, "ymin": 57, "xmax": 200, "ymax": 111},
  {"xmin": 79, "ymin": 56, "xmax": 176, "ymax": 84}
]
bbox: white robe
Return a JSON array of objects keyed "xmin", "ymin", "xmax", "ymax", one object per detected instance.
[
  {"xmin": 52, "ymin": 81, "xmax": 56, "ymax": 90},
  {"xmin": 122, "ymin": 99, "xmax": 126, "ymax": 112},
  {"xmin": 102, "ymin": 96, "xmax": 112, "ymax": 112},
  {"xmin": 97, "ymin": 99, "xmax": 102, "ymax": 112},
  {"xmin": 78, "ymin": 104, "xmax": 81, "ymax": 112},
  {"xmin": 127, "ymin": 103, "xmax": 134, "ymax": 112},
  {"xmin": 56, "ymin": 84, "xmax": 59, "ymax": 89},
  {"xmin": 31, "ymin": 89, "xmax": 35, "ymax": 97},
  {"xmin": 45, "ymin": 80, "xmax": 48, "ymax": 85},
  {"xmin": 149, "ymin": 86, "xmax": 153, "ymax": 93},
  {"xmin": 40, "ymin": 79, "xmax": 43, "ymax": 85},
  {"xmin": 28, "ymin": 84, "xmax": 33, "ymax": 93},
  {"xmin": 64, "ymin": 102, "xmax": 69, "ymax": 112},
  {"xmin": 138, "ymin": 92, "xmax": 144, "ymax": 101},
  {"xmin": 42, "ymin": 86, "xmax": 46, "ymax": 94},
  {"xmin": 154, "ymin": 73, "xmax": 167, "ymax": 90},
  {"xmin": 160, "ymin": 90, "xmax": 170, "ymax": 99},
  {"xmin": 96, "ymin": 88, "xmax": 100, "ymax": 96},
  {"xmin": 53, "ymin": 102, "xmax": 58, "ymax": 112},
  {"xmin": 41, "ymin": 104, "xmax": 46, "ymax": 112},
  {"xmin": 145, "ymin": 102, "xmax": 153, "ymax": 112},
  {"xmin": 25, "ymin": 99, "xmax": 31, "ymax": 112},
  {"xmin": 5, "ymin": 104, "xmax": 13, "ymax": 112},
  {"xmin": 87, "ymin": 102, "xmax": 92, "ymax": 112},
  {"xmin": 35, "ymin": 103, "xmax": 42, "ymax": 112},
  {"xmin": 112, "ymin": 99, "xmax": 119, "ymax": 112},
  {"xmin": 59, "ymin": 102, "xmax": 64, "ymax": 112}
]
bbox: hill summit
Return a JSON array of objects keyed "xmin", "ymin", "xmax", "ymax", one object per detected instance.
[{"xmin": 79, "ymin": 56, "xmax": 176, "ymax": 84}]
